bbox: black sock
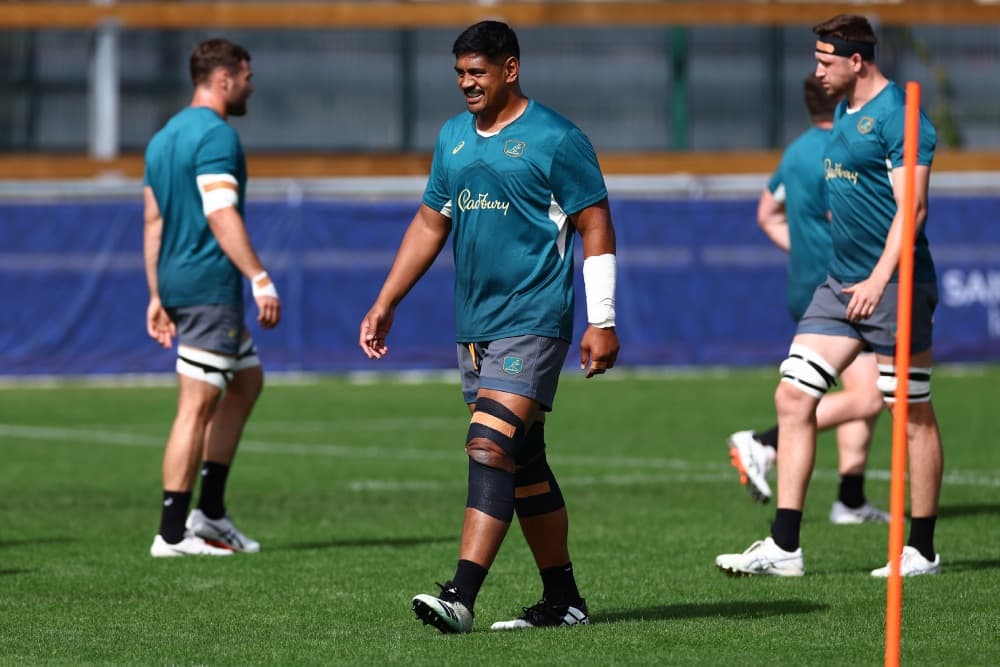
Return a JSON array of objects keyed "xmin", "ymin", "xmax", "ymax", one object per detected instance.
[
  {"xmin": 907, "ymin": 516, "xmax": 937, "ymax": 561},
  {"xmin": 197, "ymin": 461, "xmax": 230, "ymax": 520},
  {"xmin": 755, "ymin": 426, "xmax": 779, "ymax": 450},
  {"xmin": 159, "ymin": 490, "xmax": 192, "ymax": 544},
  {"xmin": 838, "ymin": 474, "xmax": 866, "ymax": 508},
  {"xmin": 771, "ymin": 508, "xmax": 803, "ymax": 552},
  {"xmin": 540, "ymin": 562, "xmax": 582, "ymax": 605},
  {"xmin": 452, "ymin": 559, "xmax": 488, "ymax": 611}
]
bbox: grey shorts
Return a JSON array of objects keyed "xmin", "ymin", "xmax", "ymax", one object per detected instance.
[
  {"xmin": 166, "ymin": 304, "xmax": 247, "ymax": 356},
  {"xmin": 457, "ymin": 335, "xmax": 569, "ymax": 411},
  {"xmin": 797, "ymin": 276, "xmax": 937, "ymax": 355}
]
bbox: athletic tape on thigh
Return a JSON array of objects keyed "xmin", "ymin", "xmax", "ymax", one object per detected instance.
[
  {"xmin": 779, "ymin": 343, "xmax": 838, "ymax": 398},
  {"xmin": 467, "ymin": 397, "xmax": 525, "ymax": 458},
  {"xmin": 232, "ymin": 337, "xmax": 260, "ymax": 371},
  {"xmin": 176, "ymin": 345, "xmax": 237, "ymax": 389},
  {"xmin": 876, "ymin": 365, "xmax": 932, "ymax": 403},
  {"xmin": 514, "ymin": 423, "xmax": 565, "ymax": 517}
]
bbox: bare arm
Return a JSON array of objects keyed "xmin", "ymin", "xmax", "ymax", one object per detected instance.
[
  {"xmin": 842, "ymin": 164, "xmax": 931, "ymax": 321},
  {"xmin": 573, "ymin": 198, "xmax": 620, "ymax": 378},
  {"xmin": 143, "ymin": 186, "xmax": 175, "ymax": 348},
  {"xmin": 359, "ymin": 203, "xmax": 452, "ymax": 359},
  {"xmin": 207, "ymin": 206, "xmax": 280, "ymax": 328},
  {"xmin": 757, "ymin": 187, "xmax": 790, "ymax": 252}
]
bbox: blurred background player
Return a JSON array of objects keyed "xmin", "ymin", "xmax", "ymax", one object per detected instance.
[
  {"xmin": 727, "ymin": 74, "xmax": 888, "ymax": 525},
  {"xmin": 359, "ymin": 20, "xmax": 619, "ymax": 632},
  {"xmin": 716, "ymin": 14, "xmax": 943, "ymax": 577},
  {"xmin": 144, "ymin": 38, "xmax": 281, "ymax": 557}
]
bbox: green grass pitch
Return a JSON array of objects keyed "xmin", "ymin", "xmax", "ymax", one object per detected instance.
[{"xmin": 1, "ymin": 366, "xmax": 997, "ymax": 665}]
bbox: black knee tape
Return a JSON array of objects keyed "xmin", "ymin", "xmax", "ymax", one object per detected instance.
[
  {"xmin": 464, "ymin": 398, "xmax": 525, "ymax": 522},
  {"xmin": 515, "ymin": 420, "xmax": 545, "ymax": 467},
  {"xmin": 514, "ymin": 423, "xmax": 565, "ymax": 517},
  {"xmin": 467, "ymin": 397, "xmax": 525, "ymax": 459},
  {"xmin": 467, "ymin": 459, "xmax": 515, "ymax": 522}
]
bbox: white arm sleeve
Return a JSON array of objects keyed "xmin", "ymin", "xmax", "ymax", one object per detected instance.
[
  {"xmin": 582, "ymin": 253, "xmax": 617, "ymax": 328},
  {"xmin": 196, "ymin": 173, "xmax": 239, "ymax": 216}
]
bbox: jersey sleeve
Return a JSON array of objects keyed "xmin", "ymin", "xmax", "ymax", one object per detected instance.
[
  {"xmin": 421, "ymin": 127, "xmax": 452, "ymax": 215},
  {"xmin": 196, "ymin": 124, "xmax": 241, "ymax": 177},
  {"xmin": 882, "ymin": 106, "xmax": 937, "ymax": 168},
  {"xmin": 768, "ymin": 160, "xmax": 787, "ymax": 201},
  {"xmin": 549, "ymin": 127, "xmax": 608, "ymax": 215}
]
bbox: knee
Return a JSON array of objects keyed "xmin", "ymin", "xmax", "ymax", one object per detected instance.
[
  {"xmin": 863, "ymin": 391, "xmax": 887, "ymax": 419},
  {"xmin": 905, "ymin": 400, "xmax": 939, "ymax": 432},
  {"xmin": 176, "ymin": 393, "xmax": 219, "ymax": 427},
  {"xmin": 466, "ymin": 397, "xmax": 525, "ymax": 468},
  {"xmin": 466, "ymin": 438, "xmax": 516, "ymax": 473},
  {"xmin": 231, "ymin": 366, "xmax": 264, "ymax": 403},
  {"xmin": 774, "ymin": 381, "xmax": 816, "ymax": 421}
]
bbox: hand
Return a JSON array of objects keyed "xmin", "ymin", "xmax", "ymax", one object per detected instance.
[
  {"xmin": 359, "ymin": 304, "xmax": 394, "ymax": 359},
  {"xmin": 251, "ymin": 272, "xmax": 281, "ymax": 329},
  {"xmin": 254, "ymin": 294, "xmax": 281, "ymax": 329},
  {"xmin": 842, "ymin": 278, "xmax": 886, "ymax": 322},
  {"xmin": 146, "ymin": 297, "xmax": 176, "ymax": 349},
  {"xmin": 580, "ymin": 325, "xmax": 619, "ymax": 378}
]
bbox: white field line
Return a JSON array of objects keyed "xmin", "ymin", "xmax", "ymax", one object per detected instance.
[{"xmin": 2, "ymin": 422, "xmax": 999, "ymax": 489}]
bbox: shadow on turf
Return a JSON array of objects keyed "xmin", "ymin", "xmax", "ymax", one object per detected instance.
[
  {"xmin": 943, "ymin": 558, "xmax": 1000, "ymax": 573},
  {"xmin": 0, "ymin": 569, "xmax": 33, "ymax": 576},
  {"xmin": 0, "ymin": 537, "xmax": 74, "ymax": 549},
  {"xmin": 936, "ymin": 503, "xmax": 1000, "ymax": 519},
  {"xmin": 595, "ymin": 599, "xmax": 826, "ymax": 624},
  {"xmin": 282, "ymin": 535, "xmax": 454, "ymax": 551}
]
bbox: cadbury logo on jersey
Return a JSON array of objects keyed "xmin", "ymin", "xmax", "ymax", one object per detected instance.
[
  {"xmin": 824, "ymin": 158, "xmax": 859, "ymax": 185},
  {"xmin": 457, "ymin": 189, "xmax": 510, "ymax": 215}
]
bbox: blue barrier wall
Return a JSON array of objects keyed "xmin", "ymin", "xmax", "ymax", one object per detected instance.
[{"xmin": 3, "ymin": 195, "xmax": 999, "ymax": 375}]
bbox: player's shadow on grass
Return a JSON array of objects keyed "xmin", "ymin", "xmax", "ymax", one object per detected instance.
[
  {"xmin": 0, "ymin": 537, "xmax": 74, "ymax": 549},
  {"xmin": 0, "ymin": 569, "xmax": 33, "ymax": 576},
  {"xmin": 282, "ymin": 536, "xmax": 454, "ymax": 551},
  {"xmin": 941, "ymin": 558, "xmax": 1000, "ymax": 573},
  {"xmin": 936, "ymin": 503, "xmax": 1000, "ymax": 519},
  {"xmin": 595, "ymin": 599, "xmax": 826, "ymax": 624}
]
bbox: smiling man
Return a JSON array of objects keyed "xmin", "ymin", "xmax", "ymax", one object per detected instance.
[{"xmin": 359, "ymin": 20, "xmax": 619, "ymax": 633}]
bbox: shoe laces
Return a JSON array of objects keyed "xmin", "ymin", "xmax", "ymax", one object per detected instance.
[
  {"xmin": 434, "ymin": 581, "xmax": 463, "ymax": 604},
  {"xmin": 520, "ymin": 598, "xmax": 585, "ymax": 625}
]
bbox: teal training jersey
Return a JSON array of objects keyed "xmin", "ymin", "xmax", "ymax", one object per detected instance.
[
  {"xmin": 144, "ymin": 107, "xmax": 247, "ymax": 308},
  {"xmin": 423, "ymin": 99, "xmax": 608, "ymax": 342},
  {"xmin": 768, "ymin": 126, "xmax": 834, "ymax": 321},
  {"xmin": 824, "ymin": 81, "xmax": 937, "ymax": 284}
]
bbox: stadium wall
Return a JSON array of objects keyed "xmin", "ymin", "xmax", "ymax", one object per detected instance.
[{"xmin": 2, "ymin": 182, "xmax": 999, "ymax": 376}]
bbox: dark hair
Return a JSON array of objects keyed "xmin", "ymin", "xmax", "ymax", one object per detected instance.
[
  {"xmin": 812, "ymin": 14, "xmax": 877, "ymax": 45},
  {"xmin": 189, "ymin": 38, "xmax": 251, "ymax": 86},
  {"xmin": 452, "ymin": 20, "xmax": 520, "ymax": 64},
  {"xmin": 803, "ymin": 74, "xmax": 840, "ymax": 120}
]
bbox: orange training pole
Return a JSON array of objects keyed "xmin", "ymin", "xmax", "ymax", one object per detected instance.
[{"xmin": 885, "ymin": 81, "xmax": 921, "ymax": 667}]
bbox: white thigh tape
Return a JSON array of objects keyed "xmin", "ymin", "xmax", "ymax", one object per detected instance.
[
  {"xmin": 779, "ymin": 343, "xmax": 838, "ymax": 399},
  {"xmin": 877, "ymin": 364, "xmax": 932, "ymax": 403},
  {"xmin": 233, "ymin": 337, "xmax": 261, "ymax": 371},
  {"xmin": 176, "ymin": 345, "xmax": 237, "ymax": 389}
]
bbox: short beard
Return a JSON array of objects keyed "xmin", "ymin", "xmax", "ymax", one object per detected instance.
[{"xmin": 227, "ymin": 100, "xmax": 248, "ymax": 117}]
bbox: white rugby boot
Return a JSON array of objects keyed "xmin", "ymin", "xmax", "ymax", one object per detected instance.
[
  {"xmin": 727, "ymin": 430, "xmax": 775, "ymax": 504},
  {"xmin": 715, "ymin": 537, "xmax": 804, "ymax": 577},
  {"xmin": 186, "ymin": 509, "xmax": 261, "ymax": 553}
]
